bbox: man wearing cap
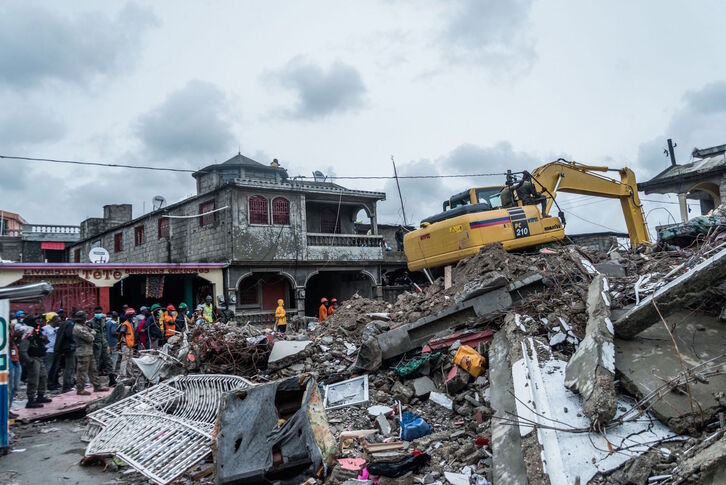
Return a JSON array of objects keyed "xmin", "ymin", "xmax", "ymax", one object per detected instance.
[
  {"xmin": 54, "ymin": 310, "xmax": 77, "ymax": 392},
  {"xmin": 319, "ymin": 297, "xmax": 328, "ymax": 323},
  {"xmin": 43, "ymin": 313, "xmax": 61, "ymax": 391},
  {"xmin": 73, "ymin": 311, "xmax": 106, "ymax": 395},
  {"xmin": 89, "ymin": 306, "xmax": 115, "ymax": 387},
  {"xmin": 19, "ymin": 316, "xmax": 52, "ymax": 408},
  {"xmin": 163, "ymin": 305, "xmax": 177, "ymax": 342},
  {"xmin": 175, "ymin": 303, "xmax": 189, "ymax": 334}
]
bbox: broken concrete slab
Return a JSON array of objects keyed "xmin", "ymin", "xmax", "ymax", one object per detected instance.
[
  {"xmin": 356, "ymin": 285, "xmax": 512, "ymax": 371},
  {"xmin": 445, "ymin": 366, "xmax": 469, "ymax": 394},
  {"xmin": 564, "ymin": 275, "xmax": 617, "ymax": 426},
  {"xmin": 672, "ymin": 433, "xmax": 726, "ymax": 485},
  {"xmin": 411, "ymin": 376, "xmax": 436, "ymax": 397},
  {"xmin": 268, "ymin": 339, "xmax": 312, "ymax": 364},
  {"xmin": 615, "ymin": 245, "xmax": 726, "ymax": 338},
  {"xmin": 594, "ymin": 260, "xmax": 626, "ymax": 277},
  {"xmin": 215, "ymin": 375, "xmax": 336, "ymax": 484},
  {"xmin": 429, "ymin": 392, "xmax": 453, "ymax": 410},
  {"xmin": 512, "ymin": 336, "xmax": 675, "ymax": 484},
  {"xmin": 488, "ymin": 331, "xmax": 528, "ymax": 485},
  {"xmin": 615, "ymin": 310, "xmax": 726, "ymax": 433}
]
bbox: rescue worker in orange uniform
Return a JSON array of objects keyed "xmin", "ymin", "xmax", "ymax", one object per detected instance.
[
  {"xmin": 274, "ymin": 299, "xmax": 287, "ymax": 333},
  {"xmin": 164, "ymin": 304, "xmax": 177, "ymax": 341},
  {"xmin": 318, "ymin": 297, "xmax": 328, "ymax": 323},
  {"xmin": 117, "ymin": 308, "xmax": 136, "ymax": 378},
  {"xmin": 328, "ymin": 298, "xmax": 338, "ymax": 316}
]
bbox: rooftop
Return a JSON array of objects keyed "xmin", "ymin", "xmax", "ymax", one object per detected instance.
[{"xmin": 638, "ymin": 143, "xmax": 726, "ymax": 192}]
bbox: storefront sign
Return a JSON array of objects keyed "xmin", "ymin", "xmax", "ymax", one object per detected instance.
[
  {"xmin": 19, "ymin": 266, "xmax": 215, "ymax": 287},
  {"xmin": 89, "ymin": 247, "xmax": 110, "ymax": 263}
]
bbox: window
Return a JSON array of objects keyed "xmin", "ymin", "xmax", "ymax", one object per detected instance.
[
  {"xmin": 158, "ymin": 217, "xmax": 170, "ymax": 239},
  {"xmin": 134, "ymin": 225, "xmax": 145, "ymax": 246},
  {"xmin": 320, "ymin": 209, "xmax": 340, "ymax": 233},
  {"xmin": 272, "ymin": 197, "xmax": 290, "ymax": 225},
  {"xmin": 74, "ymin": 248, "xmax": 81, "ymax": 263},
  {"xmin": 114, "ymin": 232, "xmax": 123, "ymax": 252},
  {"xmin": 249, "ymin": 196, "xmax": 269, "ymax": 224},
  {"xmin": 199, "ymin": 200, "xmax": 216, "ymax": 227}
]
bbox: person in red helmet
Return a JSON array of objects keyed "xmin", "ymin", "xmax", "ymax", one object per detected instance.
[
  {"xmin": 318, "ymin": 297, "xmax": 328, "ymax": 323},
  {"xmin": 328, "ymin": 298, "xmax": 338, "ymax": 316}
]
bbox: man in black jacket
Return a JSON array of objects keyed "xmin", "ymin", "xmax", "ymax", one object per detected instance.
[
  {"xmin": 54, "ymin": 312, "xmax": 77, "ymax": 393},
  {"xmin": 19, "ymin": 316, "xmax": 52, "ymax": 408}
]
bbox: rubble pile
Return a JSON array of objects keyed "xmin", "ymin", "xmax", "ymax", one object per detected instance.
[{"xmin": 72, "ymin": 240, "xmax": 726, "ymax": 484}]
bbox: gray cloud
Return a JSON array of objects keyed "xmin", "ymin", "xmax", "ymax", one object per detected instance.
[
  {"xmin": 378, "ymin": 142, "xmax": 540, "ymax": 225},
  {"xmin": 136, "ymin": 80, "xmax": 236, "ymax": 161},
  {"xmin": 636, "ymin": 81, "xmax": 726, "ymax": 177},
  {"xmin": 271, "ymin": 57, "xmax": 367, "ymax": 119},
  {"xmin": 0, "ymin": 2, "xmax": 157, "ymax": 89},
  {"xmin": 440, "ymin": 0, "xmax": 536, "ymax": 73},
  {"xmin": 0, "ymin": 107, "xmax": 65, "ymax": 151}
]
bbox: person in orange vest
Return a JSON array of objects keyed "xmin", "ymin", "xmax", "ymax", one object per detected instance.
[
  {"xmin": 117, "ymin": 308, "xmax": 136, "ymax": 378},
  {"xmin": 164, "ymin": 304, "xmax": 177, "ymax": 342},
  {"xmin": 274, "ymin": 299, "xmax": 287, "ymax": 333},
  {"xmin": 318, "ymin": 297, "xmax": 328, "ymax": 323},
  {"xmin": 328, "ymin": 298, "xmax": 338, "ymax": 316}
]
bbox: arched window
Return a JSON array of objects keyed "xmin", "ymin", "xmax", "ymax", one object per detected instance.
[
  {"xmin": 320, "ymin": 209, "xmax": 340, "ymax": 233},
  {"xmin": 272, "ymin": 197, "xmax": 290, "ymax": 225},
  {"xmin": 249, "ymin": 196, "xmax": 269, "ymax": 224}
]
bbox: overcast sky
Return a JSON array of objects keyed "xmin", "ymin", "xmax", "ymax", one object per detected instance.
[{"xmin": 2, "ymin": 0, "xmax": 726, "ymax": 238}]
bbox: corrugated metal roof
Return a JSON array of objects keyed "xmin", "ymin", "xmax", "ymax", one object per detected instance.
[{"xmin": 639, "ymin": 153, "xmax": 726, "ymax": 190}]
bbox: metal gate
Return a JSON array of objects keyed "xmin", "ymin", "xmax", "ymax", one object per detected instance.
[{"xmin": 11, "ymin": 278, "xmax": 99, "ymax": 314}]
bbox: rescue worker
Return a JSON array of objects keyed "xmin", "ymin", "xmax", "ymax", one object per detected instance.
[
  {"xmin": 328, "ymin": 298, "xmax": 338, "ymax": 316},
  {"xmin": 19, "ymin": 316, "xmax": 52, "ymax": 408},
  {"xmin": 54, "ymin": 311, "xmax": 77, "ymax": 393},
  {"xmin": 106, "ymin": 311, "xmax": 119, "ymax": 373},
  {"xmin": 319, "ymin": 297, "xmax": 328, "ymax": 323},
  {"xmin": 395, "ymin": 226, "xmax": 404, "ymax": 251},
  {"xmin": 176, "ymin": 302, "xmax": 189, "ymax": 334},
  {"xmin": 274, "ymin": 299, "xmax": 286, "ymax": 333},
  {"xmin": 164, "ymin": 304, "xmax": 177, "ymax": 341},
  {"xmin": 89, "ymin": 306, "xmax": 116, "ymax": 387},
  {"xmin": 202, "ymin": 295, "xmax": 215, "ymax": 323},
  {"xmin": 147, "ymin": 304, "xmax": 163, "ymax": 348},
  {"xmin": 44, "ymin": 312, "xmax": 61, "ymax": 391},
  {"xmin": 73, "ymin": 311, "xmax": 106, "ymax": 395},
  {"xmin": 117, "ymin": 308, "xmax": 136, "ymax": 378}
]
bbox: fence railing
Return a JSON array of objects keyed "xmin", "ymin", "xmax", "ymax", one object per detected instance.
[
  {"xmin": 24, "ymin": 224, "xmax": 80, "ymax": 234},
  {"xmin": 236, "ymin": 309, "xmax": 296, "ymax": 325},
  {"xmin": 307, "ymin": 233, "xmax": 383, "ymax": 247}
]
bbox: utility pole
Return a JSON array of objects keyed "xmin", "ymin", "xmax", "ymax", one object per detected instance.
[
  {"xmin": 667, "ymin": 138, "xmax": 677, "ymax": 166},
  {"xmin": 391, "ymin": 156, "xmax": 408, "ymax": 226}
]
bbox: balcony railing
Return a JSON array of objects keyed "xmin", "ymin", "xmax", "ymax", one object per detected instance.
[
  {"xmin": 307, "ymin": 233, "xmax": 384, "ymax": 247},
  {"xmin": 236, "ymin": 309, "xmax": 296, "ymax": 325},
  {"xmin": 24, "ymin": 224, "xmax": 80, "ymax": 234}
]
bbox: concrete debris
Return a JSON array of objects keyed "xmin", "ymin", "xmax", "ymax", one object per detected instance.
[
  {"xmin": 564, "ymin": 275, "xmax": 617, "ymax": 426},
  {"xmin": 15, "ymin": 240, "xmax": 726, "ymax": 485},
  {"xmin": 268, "ymin": 339, "xmax": 312, "ymax": 364},
  {"xmin": 615, "ymin": 245, "xmax": 726, "ymax": 338}
]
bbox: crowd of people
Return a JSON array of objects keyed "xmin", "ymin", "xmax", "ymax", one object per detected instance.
[{"xmin": 7, "ymin": 295, "xmax": 220, "ymax": 415}]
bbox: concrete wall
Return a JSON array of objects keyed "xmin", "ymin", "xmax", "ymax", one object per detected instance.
[
  {"xmin": 69, "ymin": 188, "xmax": 234, "ymax": 264},
  {"xmin": 0, "ymin": 236, "xmax": 22, "ymax": 261}
]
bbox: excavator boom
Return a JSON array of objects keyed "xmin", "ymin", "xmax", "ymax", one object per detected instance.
[{"xmin": 530, "ymin": 160, "xmax": 650, "ymax": 248}]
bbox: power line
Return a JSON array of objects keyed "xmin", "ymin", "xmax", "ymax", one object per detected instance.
[
  {"xmin": 560, "ymin": 208, "xmax": 621, "ymax": 232},
  {"xmin": 0, "ymin": 154, "xmax": 513, "ymax": 180}
]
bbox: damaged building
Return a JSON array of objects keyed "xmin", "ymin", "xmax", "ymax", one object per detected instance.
[{"xmin": 64, "ymin": 153, "xmax": 406, "ymax": 320}]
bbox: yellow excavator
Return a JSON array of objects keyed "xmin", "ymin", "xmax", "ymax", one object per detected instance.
[{"xmin": 404, "ymin": 159, "xmax": 650, "ymax": 271}]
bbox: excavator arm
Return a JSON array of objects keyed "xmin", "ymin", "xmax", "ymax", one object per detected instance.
[{"xmin": 529, "ymin": 160, "xmax": 650, "ymax": 248}]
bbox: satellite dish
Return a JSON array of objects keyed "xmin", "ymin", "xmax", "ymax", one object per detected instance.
[
  {"xmin": 152, "ymin": 196, "xmax": 166, "ymax": 211},
  {"xmin": 312, "ymin": 170, "xmax": 326, "ymax": 182}
]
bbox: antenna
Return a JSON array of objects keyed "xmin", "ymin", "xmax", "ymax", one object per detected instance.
[{"xmin": 152, "ymin": 195, "xmax": 167, "ymax": 211}]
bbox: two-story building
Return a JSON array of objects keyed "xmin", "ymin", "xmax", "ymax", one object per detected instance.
[{"xmin": 64, "ymin": 153, "xmax": 405, "ymax": 322}]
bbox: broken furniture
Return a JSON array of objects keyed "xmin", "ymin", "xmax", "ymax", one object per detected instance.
[
  {"xmin": 84, "ymin": 374, "xmax": 253, "ymax": 485},
  {"xmin": 214, "ymin": 374, "xmax": 336, "ymax": 484}
]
